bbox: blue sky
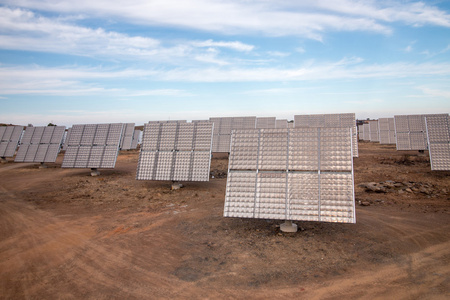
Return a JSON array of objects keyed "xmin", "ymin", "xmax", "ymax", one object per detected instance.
[{"xmin": 1, "ymin": 0, "xmax": 449, "ymax": 127}]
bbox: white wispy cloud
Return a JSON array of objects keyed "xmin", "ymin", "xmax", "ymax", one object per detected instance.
[
  {"xmin": 4, "ymin": 0, "xmax": 449, "ymax": 40},
  {"xmin": 191, "ymin": 39, "xmax": 254, "ymax": 51},
  {"xmin": 1, "ymin": 60, "xmax": 450, "ymax": 97},
  {"xmin": 0, "ymin": 7, "xmax": 255, "ymax": 65},
  {"xmin": 418, "ymin": 87, "xmax": 450, "ymax": 98},
  {"xmin": 421, "ymin": 44, "xmax": 450, "ymax": 57}
]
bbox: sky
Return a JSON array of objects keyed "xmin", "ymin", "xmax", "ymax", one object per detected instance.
[{"xmin": 0, "ymin": 0, "xmax": 450, "ymax": 127}]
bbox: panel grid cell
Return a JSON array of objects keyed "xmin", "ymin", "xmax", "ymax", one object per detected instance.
[{"xmin": 224, "ymin": 127, "xmax": 355, "ymax": 224}]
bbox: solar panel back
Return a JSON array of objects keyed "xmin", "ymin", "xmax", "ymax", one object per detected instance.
[
  {"xmin": 293, "ymin": 113, "xmax": 358, "ymax": 157},
  {"xmin": 275, "ymin": 119, "xmax": 288, "ymax": 129},
  {"xmin": 362, "ymin": 123, "xmax": 370, "ymax": 141},
  {"xmin": 209, "ymin": 116, "xmax": 256, "ymax": 152},
  {"xmin": 224, "ymin": 127, "xmax": 355, "ymax": 223},
  {"xmin": 256, "ymin": 117, "xmax": 276, "ymax": 129},
  {"xmin": 136, "ymin": 121, "xmax": 213, "ymax": 181},
  {"xmin": 378, "ymin": 118, "xmax": 396, "ymax": 144},
  {"xmin": 15, "ymin": 126, "xmax": 65, "ymax": 163},
  {"xmin": 131, "ymin": 129, "xmax": 141, "ymax": 149},
  {"xmin": 368, "ymin": 120, "xmax": 379, "ymax": 142},
  {"xmin": 0, "ymin": 126, "xmax": 23, "ymax": 157},
  {"xmin": 394, "ymin": 114, "xmax": 447, "ymax": 150},
  {"xmin": 425, "ymin": 114, "xmax": 450, "ymax": 170},
  {"xmin": 358, "ymin": 124, "xmax": 364, "ymax": 140},
  {"xmin": 61, "ymin": 123, "xmax": 123, "ymax": 168},
  {"xmin": 120, "ymin": 123, "xmax": 135, "ymax": 150}
]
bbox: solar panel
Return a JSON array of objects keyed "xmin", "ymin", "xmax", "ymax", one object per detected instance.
[
  {"xmin": 368, "ymin": 120, "xmax": 379, "ymax": 142},
  {"xmin": 362, "ymin": 123, "xmax": 370, "ymax": 141},
  {"xmin": 256, "ymin": 117, "xmax": 276, "ymax": 129},
  {"xmin": 149, "ymin": 120, "xmax": 187, "ymax": 124},
  {"xmin": 131, "ymin": 129, "xmax": 141, "ymax": 149},
  {"xmin": 224, "ymin": 127, "xmax": 355, "ymax": 223},
  {"xmin": 425, "ymin": 114, "xmax": 450, "ymax": 170},
  {"xmin": 358, "ymin": 124, "xmax": 364, "ymax": 140},
  {"xmin": 61, "ymin": 123, "xmax": 123, "ymax": 169},
  {"xmin": 275, "ymin": 119, "xmax": 288, "ymax": 129},
  {"xmin": 209, "ymin": 116, "xmax": 257, "ymax": 152},
  {"xmin": 15, "ymin": 126, "xmax": 66, "ymax": 163},
  {"xmin": 120, "ymin": 123, "xmax": 135, "ymax": 150},
  {"xmin": 136, "ymin": 121, "xmax": 213, "ymax": 181},
  {"xmin": 62, "ymin": 128, "xmax": 70, "ymax": 151},
  {"xmin": 378, "ymin": 118, "xmax": 396, "ymax": 144},
  {"xmin": 394, "ymin": 114, "xmax": 448, "ymax": 151},
  {"xmin": 293, "ymin": 113, "xmax": 358, "ymax": 157},
  {"xmin": 0, "ymin": 126, "xmax": 23, "ymax": 157}
]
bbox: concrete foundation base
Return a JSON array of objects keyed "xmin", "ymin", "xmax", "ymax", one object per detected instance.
[
  {"xmin": 90, "ymin": 168, "xmax": 100, "ymax": 176},
  {"xmin": 39, "ymin": 162, "xmax": 47, "ymax": 169},
  {"xmin": 0, "ymin": 157, "xmax": 7, "ymax": 164},
  {"xmin": 280, "ymin": 220, "xmax": 298, "ymax": 233},
  {"xmin": 171, "ymin": 182, "xmax": 184, "ymax": 190}
]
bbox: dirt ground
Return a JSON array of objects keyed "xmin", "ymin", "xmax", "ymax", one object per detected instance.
[{"xmin": 0, "ymin": 142, "xmax": 449, "ymax": 299}]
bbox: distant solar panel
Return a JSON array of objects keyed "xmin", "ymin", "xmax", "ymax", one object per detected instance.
[
  {"xmin": 293, "ymin": 113, "xmax": 358, "ymax": 157},
  {"xmin": 358, "ymin": 124, "xmax": 364, "ymax": 140},
  {"xmin": 0, "ymin": 126, "xmax": 23, "ymax": 157},
  {"xmin": 275, "ymin": 119, "xmax": 288, "ymax": 129},
  {"xmin": 120, "ymin": 123, "xmax": 135, "ymax": 150},
  {"xmin": 394, "ymin": 114, "xmax": 447, "ymax": 151},
  {"xmin": 368, "ymin": 120, "xmax": 379, "ymax": 142},
  {"xmin": 131, "ymin": 129, "xmax": 141, "ymax": 149},
  {"xmin": 136, "ymin": 122, "xmax": 213, "ymax": 181},
  {"xmin": 362, "ymin": 123, "xmax": 370, "ymax": 141},
  {"xmin": 15, "ymin": 126, "xmax": 65, "ymax": 163},
  {"xmin": 149, "ymin": 120, "xmax": 187, "ymax": 124},
  {"xmin": 425, "ymin": 114, "xmax": 450, "ymax": 170},
  {"xmin": 224, "ymin": 127, "xmax": 355, "ymax": 223},
  {"xmin": 61, "ymin": 123, "xmax": 123, "ymax": 169},
  {"xmin": 209, "ymin": 116, "xmax": 256, "ymax": 152},
  {"xmin": 378, "ymin": 118, "xmax": 395, "ymax": 144},
  {"xmin": 256, "ymin": 117, "xmax": 276, "ymax": 129}
]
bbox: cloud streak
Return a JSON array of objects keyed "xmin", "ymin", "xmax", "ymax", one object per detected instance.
[
  {"xmin": 3, "ymin": 0, "xmax": 449, "ymax": 40},
  {"xmin": 1, "ymin": 60, "xmax": 450, "ymax": 97}
]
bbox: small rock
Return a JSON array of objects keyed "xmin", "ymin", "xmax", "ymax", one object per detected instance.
[
  {"xmin": 405, "ymin": 188, "xmax": 413, "ymax": 193},
  {"xmin": 360, "ymin": 201, "xmax": 371, "ymax": 206}
]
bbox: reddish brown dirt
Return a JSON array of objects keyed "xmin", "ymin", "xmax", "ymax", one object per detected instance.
[{"xmin": 0, "ymin": 142, "xmax": 449, "ymax": 299}]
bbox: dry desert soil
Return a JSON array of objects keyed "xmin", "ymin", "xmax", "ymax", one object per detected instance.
[{"xmin": 0, "ymin": 142, "xmax": 449, "ymax": 299}]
